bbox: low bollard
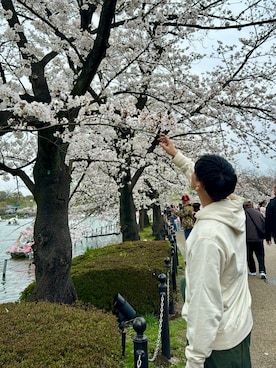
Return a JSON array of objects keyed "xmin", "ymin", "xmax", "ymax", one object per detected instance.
[
  {"xmin": 133, "ymin": 317, "xmax": 148, "ymax": 368},
  {"xmin": 158, "ymin": 273, "xmax": 171, "ymax": 359}
]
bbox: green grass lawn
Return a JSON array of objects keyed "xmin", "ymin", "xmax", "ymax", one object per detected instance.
[{"xmin": 122, "ymin": 313, "xmax": 186, "ymax": 367}]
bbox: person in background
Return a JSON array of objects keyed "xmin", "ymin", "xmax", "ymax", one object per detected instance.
[
  {"xmin": 174, "ymin": 212, "xmax": 182, "ymax": 231},
  {"xmin": 167, "ymin": 204, "xmax": 178, "ymax": 230},
  {"xmin": 258, "ymin": 200, "xmax": 267, "ymax": 218},
  {"xmin": 178, "ymin": 194, "xmax": 195, "ymax": 239},
  {"xmin": 159, "ymin": 134, "xmax": 252, "ymax": 368},
  {"xmin": 193, "ymin": 202, "xmax": 201, "ymax": 214},
  {"xmin": 243, "ymin": 199, "xmax": 266, "ymax": 279},
  {"xmin": 265, "ymin": 184, "xmax": 276, "ymax": 244}
]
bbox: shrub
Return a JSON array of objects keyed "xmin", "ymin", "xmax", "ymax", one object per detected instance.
[
  {"xmin": 71, "ymin": 240, "xmax": 171, "ymax": 315},
  {"xmin": 0, "ymin": 302, "xmax": 123, "ymax": 367}
]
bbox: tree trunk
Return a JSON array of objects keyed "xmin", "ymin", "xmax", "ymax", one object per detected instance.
[
  {"xmin": 30, "ymin": 129, "xmax": 77, "ymax": 304},
  {"xmin": 119, "ymin": 184, "xmax": 139, "ymax": 242},
  {"xmin": 152, "ymin": 204, "xmax": 166, "ymax": 240},
  {"xmin": 139, "ymin": 208, "xmax": 150, "ymax": 231}
]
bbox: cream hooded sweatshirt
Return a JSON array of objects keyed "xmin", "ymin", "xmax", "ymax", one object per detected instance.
[{"xmin": 173, "ymin": 152, "xmax": 253, "ymax": 368}]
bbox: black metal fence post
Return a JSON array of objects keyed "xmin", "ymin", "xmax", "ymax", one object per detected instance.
[
  {"xmin": 169, "ymin": 225, "xmax": 179, "ymax": 268},
  {"xmin": 164, "ymin": 257, "xmax": 175, "ymax": 315},
  {"xmin": 158, "ymin": 273, "xmax": 171, "ymax": 359},
  {"xmin": 170, "ymin": 246, "xmax": 177, "ymax": 291},
  {"xmin": 133, "ymin": 317, "xmax": 148, "ymax": 368}
]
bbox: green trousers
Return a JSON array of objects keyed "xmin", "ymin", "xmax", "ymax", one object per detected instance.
[{"xmin": 204, "ymin": 333, "xmax": 252, "ymax": 368}]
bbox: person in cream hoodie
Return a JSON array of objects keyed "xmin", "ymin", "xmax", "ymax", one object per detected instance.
[{"xmin": 159, "ymin": 135, "xmax": 253, "ymax": 368}]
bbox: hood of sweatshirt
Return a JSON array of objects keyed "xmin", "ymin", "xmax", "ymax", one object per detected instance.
[{"xmin": 195, "ymin": 195, "xmax": 245, "ymax": 234}]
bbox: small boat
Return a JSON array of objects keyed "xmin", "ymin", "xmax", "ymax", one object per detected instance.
[
  {"xmin": 7, "ymin": 227, "xmax": 34, "ymax": 259},
  {"xmin": 7, "ymin": 217, "xmax": 19, "ymax": 225}
]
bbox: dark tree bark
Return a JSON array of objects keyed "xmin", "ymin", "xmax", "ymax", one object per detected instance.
[
  {"xmin": 113, "ymin": 127, "xmax": 162, "ymax": 242},
  {"xmin": 139, "ymin": 208, "xmax": 150, "ymax": 231},
  {"xmin": 0, "ymin": 0, "xmax": 117, "ymax": 304},
  {"xmin": 143, "ymin": 179, "xmax": 165, "ymax": 240},
  {"xmin": 119, "ymin": 184, "xmax": 139, "ymax": 242},
  {"xmin": 152, "ymin": 203, "xmax": 166, "ymax": 240},
  {"xmin": 30, "ymin": 128, "xmax": 77, "ymax": 303}
]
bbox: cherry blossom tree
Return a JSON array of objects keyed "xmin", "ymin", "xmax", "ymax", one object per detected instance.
[
  {"xmin": 236, "ymin": 170, "xmax": 275, "ymax": 202},
  {"xmin": 0, "ymin": 0, "xmax": 275, "ymax": 303}
]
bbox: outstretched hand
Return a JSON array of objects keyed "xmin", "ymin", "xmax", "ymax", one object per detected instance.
[{"xmin": 158, "ymin": 134, "xmax": 178, "ymax": 157}]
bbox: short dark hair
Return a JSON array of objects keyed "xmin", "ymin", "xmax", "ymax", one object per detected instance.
[{"xmin": 194, "ymin": 154, "xmax": 237, "ymax": 201}]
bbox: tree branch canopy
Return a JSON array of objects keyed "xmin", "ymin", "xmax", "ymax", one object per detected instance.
[
  {"xmin": 0, "ymin": 162, "xmax": 35, "ymax": 193},
  {"xmin": 0, "ymin": 0, "xmax": 275, "ymax": 208},
  {"xmin": 72, "ymin": 0, "xmax": 117, "ymax": 96}
]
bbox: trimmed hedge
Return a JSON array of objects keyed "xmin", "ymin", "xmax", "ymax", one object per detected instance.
[
  {"xmin": 0, "ymin": 302, "xmax": 122, "ymax": 367},
  {"xmin": 7, "ymin": 240, "xmax": 171, "ymax": 367},
  {"xmin": 71, "ymin": 240, "xmax": 171, "ymax": 316}
]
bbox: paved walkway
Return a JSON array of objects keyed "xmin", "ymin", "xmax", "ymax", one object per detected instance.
[
  {"xmin": 249, "ymin": 240, "xmax": 276, "ymax": 368},
  {"xmin": 175, "ymin": 232, "xmax": 276, "ymax": 368}
]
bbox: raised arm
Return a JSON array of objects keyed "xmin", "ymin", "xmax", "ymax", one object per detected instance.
[{"xmin": 158, "ymin": 134, "xmax": 178, "ymax": 157}]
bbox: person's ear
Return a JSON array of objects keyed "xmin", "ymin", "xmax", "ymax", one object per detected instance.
[{"xmin": 194, "ymin": 181, "xmax": 203, "ymax": 191}]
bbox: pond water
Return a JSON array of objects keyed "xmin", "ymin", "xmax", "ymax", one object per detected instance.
[{"xmin": 0, "ymin": 216, "xmax": 122, "ymax": 304}]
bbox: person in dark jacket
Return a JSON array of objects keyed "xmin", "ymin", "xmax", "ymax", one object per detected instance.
[
  {"xmin": 244, "ymin": 199, "xmax": 266, "ymax": 279},
  {"xmin": 265, "ymin": 184, "xmax": 276, "ymax": 244},
  {"xmin": 178, "ymin": 194, "xmax": 195, "ymax": 239}
]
